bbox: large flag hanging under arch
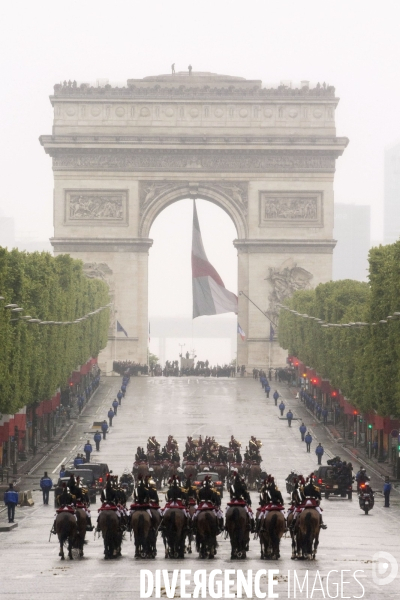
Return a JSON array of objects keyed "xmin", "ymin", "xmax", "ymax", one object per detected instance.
[{"xmin": 192, "ymin": 201, "xmax": 238, "ymax": 318}]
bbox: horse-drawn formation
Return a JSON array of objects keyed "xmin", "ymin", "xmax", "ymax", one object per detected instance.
[{"xmin": 51, "ymin": 434, "xmax": 324, "ymax": 563}]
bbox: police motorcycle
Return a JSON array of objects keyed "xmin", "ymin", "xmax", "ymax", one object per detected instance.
[{"xmin": 358, "ymin": 482, "xmax": 374, "ymax": 515}]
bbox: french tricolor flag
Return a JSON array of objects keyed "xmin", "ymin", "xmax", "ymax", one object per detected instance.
[
  {"xmin": 237, "ymin": 323, "xmax": 246, "ymax": 341},
  {"xmin": 192, "ymin": 201, "xmax": 238, "ymax": 318}
]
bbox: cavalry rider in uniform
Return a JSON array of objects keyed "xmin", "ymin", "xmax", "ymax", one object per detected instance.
[
  {"xmin": 300, "ymin": 474, "xmax": 327, "ymax": 529},
  {"xmin": 257, "ymin": 476, "xmax": 285, "ymax": 533},
  {"xmin": 159, "ymin": 476, "xmax": 190, "ymax": 530},
  {"xmin": 73, "ymin": 476, "xmax": 93, "ymax": 530},
  {"xmin": 51, "ymin": 483, "xmax": 75, "ymax": 534},
  {"xmin": 229, "ymin": 471, "xmax": 255, "ymax": 533},
  {"xmin": 288, "ymin": 475, "xmax": 306, "ymax": 532},
  {"xmin": 97, "ymin": 475, "xmax": 124, "ymax": 531},
  {"xmin": 192, "ymin": 475, "xmax": 224, "ymax": 534}
]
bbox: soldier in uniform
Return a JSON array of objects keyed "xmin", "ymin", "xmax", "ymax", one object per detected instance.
[{"xmin": 302, "ymin": 474, "xmax": 327, "ymax": 529}]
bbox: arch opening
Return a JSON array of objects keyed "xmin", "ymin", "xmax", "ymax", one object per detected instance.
[{"xmin": 148, "ymin": 198, "xmax": 238, "ymax": 367}]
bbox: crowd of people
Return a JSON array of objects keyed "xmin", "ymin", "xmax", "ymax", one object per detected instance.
[{"xmin": 112, "ymin": 361, "xmax": 148, "ymax": 376}]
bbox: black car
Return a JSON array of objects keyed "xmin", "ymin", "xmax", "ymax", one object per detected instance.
[
  {"xmin": 74, "ymin": 462, "xmax": 111, "ymax": 489},
  {"xmin": 314, "ymin": 466, "xmax": 353, "ymax": 500},
  {"xmin": 193, "ymin": 472, "xmax": 224, "ymax": 498}
]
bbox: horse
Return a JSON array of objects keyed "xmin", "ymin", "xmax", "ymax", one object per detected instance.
[
  {"xmin": 131, "ymin": 511, "xmax": 153, "ymax": 558},
  {"xmin": 162, "ymin": 508, "xmax": 187, "ymax": 559},
  {"xmin": 196, "ymin": 510, "xmax": 218, "ymax": 559},
  {"xmin": 74, "ymin": 507, "xmax": 87, "ymax": 558},
  {"xmin": 213, "ymin": 463, "xmax": 228, "ymax": 484},
  {"xmin": 132, "ymin": 461, "xmax": 149, "ymax": 483},
  {"xmin": 258, "ymin": 510, "xmax": 285, "ymax": 559},
  {"xmin": 295, "ymin": 508, "xmax": 320, "ymax": 560},
  {"xmin": 246, "ymin": 463, "xmax": 261, "ymax": 490},
  {"xmin": 97, "ymin": 509, "xmax": 123, "ymax": 559},
  {"xmin": 183, "ymin": 462, "xmax": 198, "ymax": 480},
  {"xmin": 225, "ymin": 506, "xmax": 249, "ymax": 559},
  {"xmin": 55, "ymin": 511, "xmax": 77, "ymax": 560},
  {"xmin": 151, "ymin": 463, "xmax": 163, "ymax": 489}
]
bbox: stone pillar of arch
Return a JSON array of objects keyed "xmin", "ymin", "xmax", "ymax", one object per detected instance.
[{"xmin": 40, "ymin": 72, "xmax": 348, "ymax": 373}]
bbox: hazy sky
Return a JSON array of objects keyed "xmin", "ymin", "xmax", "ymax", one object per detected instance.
[{"xmin": 1, "ymin": 0, "xmax": 399, "ymax": 323}]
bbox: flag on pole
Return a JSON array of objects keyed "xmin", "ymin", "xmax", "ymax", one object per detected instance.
[
  {"xmin": 237, "ymin": 323, "xmax": 246, "ymax": 341},
  {"xmin": 269, "ymin": 323, "xmax": 275, "ymax": 341},
  {"xmin": 117, "ymin": 321, "xmax": 128, "ymax": 337},
  {"xmin": 192, "ymin": 201, "xmax": 238, "ymax": 318}
]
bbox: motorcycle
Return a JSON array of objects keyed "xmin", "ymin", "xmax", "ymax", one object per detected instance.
[{"xmin": 358, "ymin": 484, "xmax": 374, "ymax": 515}]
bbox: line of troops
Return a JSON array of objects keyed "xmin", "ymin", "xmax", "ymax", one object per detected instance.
[{"xmin": 135, "ymin": 434, "xmax": 263, "ymax": 468}]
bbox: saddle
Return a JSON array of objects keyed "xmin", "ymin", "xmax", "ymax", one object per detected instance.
[
  {"xmin": 259, "ymin": 503, "xmax": 284, "ymax": 512},
  {"xmin": 56, "ymin": 504, "xmax": 75, "ymax": 514},
  {"xmin": 164, "ymin": 499, "xmax": 187, "ymax": 510},
  {"xmin": 197, "ymin": 501, "xmax": 217, "ymax": 511},
  {"xmin": 302, "ymin": 498, "xmax": 322, "ymax": 511},
  {"xmin": 227, "ymin": 499, "xmax": 247, "ymax": 507},
  {"xmin": 130, "ymin": 502, "xmax": 151, "ymax": 510},
  {"xmin": 98, "ymin": 502, "xmax": 119, "ymax": 512}
]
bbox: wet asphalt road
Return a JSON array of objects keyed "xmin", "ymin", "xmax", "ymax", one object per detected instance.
[{"xmin": 1, "ymin": 375, "xmax": 399, "ymax": 599}]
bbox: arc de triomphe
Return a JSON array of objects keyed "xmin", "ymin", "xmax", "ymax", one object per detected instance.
[{"xmin": 40, "ymin": 72, "xmax": 347, "ymax": 372}]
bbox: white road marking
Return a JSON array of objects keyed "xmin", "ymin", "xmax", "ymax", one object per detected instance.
[{"xmin": 52, "ymin": 457, "xmax": 67, "ymax": 473}]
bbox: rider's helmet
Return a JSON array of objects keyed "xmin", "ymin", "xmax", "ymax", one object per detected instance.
[{"xmin": 123, "ymin": 468, "xmax": 129, "ymax": 474}]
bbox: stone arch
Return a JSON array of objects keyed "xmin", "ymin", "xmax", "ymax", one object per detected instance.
[{"xmin": 139, "ymin": 180, "xmax": 248, "ymax": 239}]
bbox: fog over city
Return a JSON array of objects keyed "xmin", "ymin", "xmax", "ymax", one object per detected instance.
[{"xmin": 1, "ymin": 1, "xmax": 399, "ymax": 362}]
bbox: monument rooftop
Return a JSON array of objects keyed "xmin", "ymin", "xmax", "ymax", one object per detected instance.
[{"xmin": 52, "ymin": 72, "xmax": 337, "ymax": 101}]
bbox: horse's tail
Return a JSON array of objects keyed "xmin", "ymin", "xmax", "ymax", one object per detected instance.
[
  {"xmin": 231, "ymin": 507, "xmax": 242, "ymax": 549},
  {"xmin": 137, "ymin": 513, "xmax": 145, "ymax": 547},
  {"xmin": 268, "ymin": 512, "xmax": 279, "ymax": 552},
  {"xmin": 304, "ymin": 511, "xmax": 313, "ymax": 554}
]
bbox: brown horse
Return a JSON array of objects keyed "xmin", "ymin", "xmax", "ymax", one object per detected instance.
[
  {"xmin": 133, "ymin": 461, "xmax": 149, "ymax": 483},
  {"xmin": 295, "ymin": 509, "xmax": 320, "ymax": 560},
  {"xmin": 162, "ymin": 508, "xmax": 187, "ymax": 558},
  {"xmin": 246, "ymin": 464, "xmax": 262, "ymax": 490},
  {"xmin": 131, "ymin": 510, "xmax": 153, "ymax": 558},
  {"xmin": 259, "ymin": 510, "xmax": 285, "ymax": 559},
  {"xmin": 213, "ymin": 463, "xmax": 228, "ymax": 484},
  {"xmin": 97, "ymin": 510, "xmax": 123, "ymax": 559},
  {"xmin": 183, "ymin": 462, "xmax": 198, "ymax": 480},
  {"xmin": 55, "ymin": 511, "xmax": 77, "ymax": 560},
  {"xmin": 74, "ymin": 508, "xmax": 87, "ymax": 558},
  {"xmin": 225, "ymin": 506, "xmax": 249, "ymax": 559},
  {"xmin": 196, "ymin": 510, "xmax": 218, "ymax": 559}
]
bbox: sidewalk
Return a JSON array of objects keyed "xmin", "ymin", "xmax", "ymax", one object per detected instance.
[
  {"xmin": 0, "ymin": 383, "xmax": 102, "ymax": 497},
  {"xmin": 284, "ymin": 383, "xmax": 398, "ymax": 486}
]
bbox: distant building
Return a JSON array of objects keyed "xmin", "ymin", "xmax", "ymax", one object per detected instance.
[
  {"xmin": 333, "ymin": 204, "xmax": 370, "ymax": 282},
  {"xmin": 0, "ymin": 217, "xmax": 16, "ymax": 249},
  {"xmin": 384, "ymin": 142, "xmax": 400, "ymax": 244}
]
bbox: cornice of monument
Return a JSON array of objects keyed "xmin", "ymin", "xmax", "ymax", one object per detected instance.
[
  {"xmin": 40, "ymin": 134, "xmax": 349, "ymax": 150},
  {"xmin": 50, "ymin": 237, "xmax": 154, "ymax": 253},
  {"xmin": 43, "ymin": 147, "xmax": 344, "ymax": 173},
  {"xmin": 233, "ymin": 239, "xmax": 337, "ymax": 253},
  {"xmin": 51, "ymin": 73, "xmax": 338, "ymax": 102}
]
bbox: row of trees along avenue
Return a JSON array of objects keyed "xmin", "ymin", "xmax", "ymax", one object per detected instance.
[
  {"xmin": 279, "ymin": 240, "xmax": 400, "ymax": 419},
  {"xmin": 0, "ymin": 248, "xmax": 110, "ymax": 415}
]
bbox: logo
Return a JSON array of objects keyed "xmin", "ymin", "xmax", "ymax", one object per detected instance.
[{"xmin": 372, "ymin": 551, "xmax": 398, "ymax": 586}]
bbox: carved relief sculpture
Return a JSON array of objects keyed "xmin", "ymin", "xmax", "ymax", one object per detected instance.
[
  {"xmin": 259, "ymin": 191, "xmax": 323, "ymax": 228},
  {"xmin": 265, "ymin": 258, "xmax": 313, "ymax": 324},
  {"xmin": 264, "ymin": 196, "xmax": 318, "ymax": 220},
  {"xmin": 65, "ymin": 190, "xmax": 128, "ymax": 224}
]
